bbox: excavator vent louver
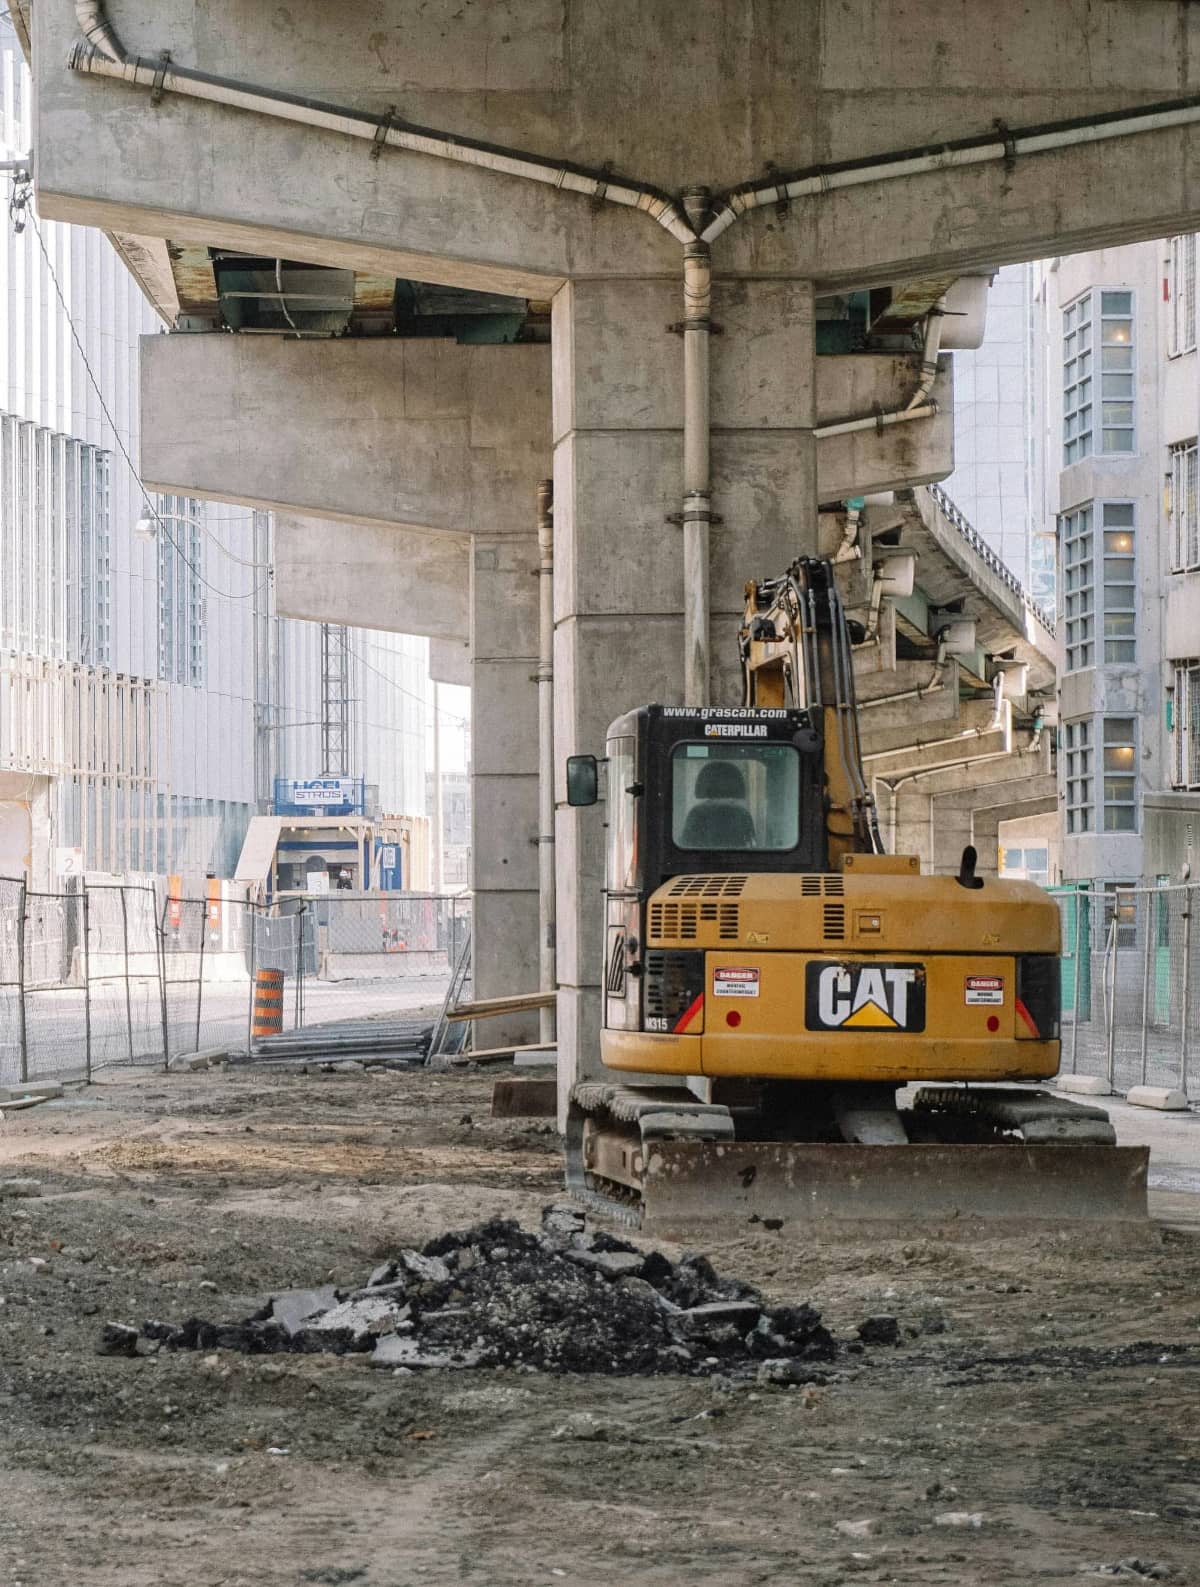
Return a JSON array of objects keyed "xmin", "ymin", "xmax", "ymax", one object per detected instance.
[
  {"xmin": 649, "ymin": 902, "xmax": 698, "ymax": 940},
  {"xmin": 823, "ymin": 903, "xmax": 847, "ymax": 941},
  {"xmin": 668, "ymin": 875, "xmax": 747, "ymax": 897},
  {"xmin": 718, "ymin": 904, "xmax": 739, "ymax": 940},
  {"xmin": 801, "ymin": 875, "xmax": 845, "ymax": 897}
]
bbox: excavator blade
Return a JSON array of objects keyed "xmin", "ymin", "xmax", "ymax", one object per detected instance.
[{"xmin": 635, "ymin": 1140, "xmax": 1150, "ymax": 1235}]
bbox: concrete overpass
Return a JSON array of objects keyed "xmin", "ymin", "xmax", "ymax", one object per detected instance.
[{"xmin": 23, "ymin": 1, "xmax": 1200, "ymax": 1088}]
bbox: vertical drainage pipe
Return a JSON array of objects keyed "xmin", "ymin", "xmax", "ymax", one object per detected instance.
[
  {"xmin": 536, "ymin": 478, "xmax": 557, "ymax": 1044},
  {"xmin": 681, "ymin": 194, "xmax": 713, "ymax": 705}
]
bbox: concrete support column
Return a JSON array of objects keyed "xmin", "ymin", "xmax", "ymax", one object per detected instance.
[
  {"xmin": 551, "ymin": 275, "xmax": 818, "ymax": 1097},
  {"xmin": 470, "ymin": 531, "xmax": 542, "ymax": 1048}
]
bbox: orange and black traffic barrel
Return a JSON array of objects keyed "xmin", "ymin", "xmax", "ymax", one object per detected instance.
[{"xmin": 251, "ymin": 967, "xmax": 284, "ymax": 1038}]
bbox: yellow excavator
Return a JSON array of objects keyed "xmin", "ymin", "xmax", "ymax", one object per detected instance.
[{"xmin": 564, "ymin": 557, "xmax": 1147, "ymax": 1229}]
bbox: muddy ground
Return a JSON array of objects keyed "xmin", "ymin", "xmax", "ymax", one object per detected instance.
[{"xmin": 1, "ymin": 1055, "xmax": 1198, "ymax": 1587}]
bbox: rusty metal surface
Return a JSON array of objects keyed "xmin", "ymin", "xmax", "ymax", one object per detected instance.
[{"xmin": 639, "ymin": 1141, "xmax": 1150, "ymax": 1234}]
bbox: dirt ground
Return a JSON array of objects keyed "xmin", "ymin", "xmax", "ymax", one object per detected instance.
[{"xmin": 1, "ymin": 1054, "xmax": 1198, "ymax": 1587}]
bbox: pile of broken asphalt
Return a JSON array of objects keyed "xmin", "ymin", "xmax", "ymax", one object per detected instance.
[{"xmin": 99, "ymin": 1204, "xmax": 898, "ymax": 1378}]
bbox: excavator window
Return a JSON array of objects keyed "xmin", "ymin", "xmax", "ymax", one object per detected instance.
[{"xmin": 671, "ymin": 742, "xmax": 801, "ymax": 852}]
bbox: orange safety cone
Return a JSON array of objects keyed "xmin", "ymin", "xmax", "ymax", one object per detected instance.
[{"xmin": 251, "ymin": 967, "xmax": 285, "ymax": 1038}]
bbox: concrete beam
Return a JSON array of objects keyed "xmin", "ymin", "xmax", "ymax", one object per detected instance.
[
  {"xmin": 140, "ymin": 336, "xmax": 551, "ymax": 537},
  {"xmin": 816, "ymin": 358, "xmax": 953, "ymax": 501},
  {"xmin": 862, "ymin": 698, "xmax": 1010, "ymax": 769},
  {"xmin": 273, "ymin": 514, "xmax": 469, "ymax": 639},
  {"xmin": 35, "ymin": 4, "xmax": 1200, "ymax": 296},
  {"xmin": 430, "ymin": 637, "xmax": 471, "ymax": 687}
]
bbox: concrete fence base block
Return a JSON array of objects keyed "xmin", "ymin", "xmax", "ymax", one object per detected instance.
[
  {"xmin": 168, "ymin": 1046, "xmax": 228, "ymax": 1073},
  {"xmin": 1056, "ymin": 1073, "xmax": 1112, "ymax": 1097},
  {"xmin": 1125, "ymin": 1085, "xmax": 1190, "ymax": 1112},
  {"xmin": 0, "ymin": 1082, "xmax": 65, "ymax": 1103}
]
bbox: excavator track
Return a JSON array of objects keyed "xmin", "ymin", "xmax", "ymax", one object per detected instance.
[{"xmin": 566, "ymin": 1082, "xmax": 1148, "ymax": 1232}]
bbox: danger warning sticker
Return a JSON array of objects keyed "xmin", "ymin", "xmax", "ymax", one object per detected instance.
[
  {"xmin": 714, "ymin": 967, "xmax": 760, "ymax": 998},
  {"xmin": 965, "ymin": 975, "xmax": 1004, "ymax": 1006}
]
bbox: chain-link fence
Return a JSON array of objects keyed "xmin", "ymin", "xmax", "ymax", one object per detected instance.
[
  {"xmin": 0, "ymin": 877, "xmax": 462, "ymax": 1086},
  {"xmin": 304, "ymin": 892, "xmax": 470, "ymax": 980},
  {"xmin": 1053, "ymin": 881, "xmax": 1199, "ymax": 1101}
]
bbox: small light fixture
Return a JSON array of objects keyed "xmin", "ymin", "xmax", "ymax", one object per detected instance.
[{"xmin": 134, "ymin": 515, "xmax": 157, "ymax": 541}]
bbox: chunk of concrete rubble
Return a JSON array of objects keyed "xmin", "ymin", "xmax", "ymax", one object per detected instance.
[
  {"xmin": 857, "ymin": 1315, "xmax": 902, "ymax": 1346},
  {"xmin": 934, "ymin": 1511, "xmax": 985, "ymax": 1528},
  {"xmin": 366, "ymin": 1262, "xmax": 397, "ymax": 1288},
  {"xmin": 563, "ymin": 1248, "xmax": 645, "ymax": 1280},
  {"xmin": 757, "ymin": 1358, "xmax": 824, "ymax": 1387},
  {"xmin": 398, "ymin": 1250, "xmax": 451, "ymax": 1284},
  {"xmin": 674, "ymin": 1301, "xmax": 762, "ymax": 1335},
  {"xmin": 541, "ymin": 1203, "xmax": 586, "ymax": 1237},
  {"xmin": 0, "ymin": 1178, "xmax": 43, "ymax": 1199},
  {"xmin": 836, "ymin": 1519, "xmax": 879, "ymax": 1539},
  {"xmin": 311, "ymin": 1296, "xmax": 398, "ymax": 1339},
  {"xmin": 370, "ymin": 1333, "xmax": 480, "ymax": 1369},
  {"xmin": 269, "ymin": 1285, "xmax": 339, "ymax": 1337},
  {"xmin": 97, "ymin": 1323, "xmax": 139, "ymax": 1357}
]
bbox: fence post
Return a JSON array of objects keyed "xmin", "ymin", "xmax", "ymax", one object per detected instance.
[
  {"xmin": 296, "ymin": 904, "xmax": 306, "ymax": 1030},
  {"xmin": 16, "ymin": 881, "xmax": 28, "ymax": 1085},
  {"xmin": 155, "ymin": 889, "xmax": 171, "ymax": 1073},
  {"xmin": 247, "ymin": 905, "xmax": 257, "ymax": 1057},
  {"xmin": 1180, "ymin": 889, "xmax": 1192, "ymax": 1094},
  {"xmin": 1104, "ymin": 914, "xmax": 1118, "ymax": 1090},
  {"xmin": 1070, "ymin": 889, "xmax": 1083, "ymax": 1074},
  {"xmin": 81, "ymin": 884, "xmax": 92, "ymax": 1084},
  {"xmin": 1139, "ymin": 886, "xmax": 1153, "ymax": 1086},
  {"xmin": 118, "ymin": 886, "xmax": 135, "ymax": 1064},
  {"xmin": 195, "ymin": 896, "xmax": 207, "ymax": 1054}
]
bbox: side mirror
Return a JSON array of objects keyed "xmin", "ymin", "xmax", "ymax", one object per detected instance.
[{"xmin": 566, "ymin": 754, "xmax": 599, "ymax": 807}]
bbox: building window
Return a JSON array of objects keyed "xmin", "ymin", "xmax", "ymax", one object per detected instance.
[
  {"xmin": 1063, "ymin": 294, "xmax": 1093, "ymax": 465},
  {"xmin": 1102, "ymin": 717, "xmax": 1137, "ymax": 832},
  {"xmin": 156, "ymin": 495, "xmax": 205, "ymax": 687},
  {"xmin": 1170, "ymin": 440, "xmax": 1199, "ymax": 571},
  {"xmin": 1174, "ymin": 661, "xmax": 1200, "ymax": 790},
  {"xmin": 1169, "ymin": 234, "xmax": 1197, "ymax": 356},
  {"xmin": 1064, "ymin": 291, "xmax": 1136, "ymax": 463},
  {"xmin": 1061, "ymin": 504, "xmax": 1094, "ymax": 671},
  {"xmin": 1100, "ymin": 502, "xmax": 1135, "ymax": 664},
  {"xmin": 1099, "ymin": 291, "xmax": 1135, "ymax": 454},
  {"xmin": 0, "ymin": 411, "xmax": 110, "ymax": 665},
  {"xmin": 1064, "ymin": 719, "xmax": 1093, "ymax": 833}
]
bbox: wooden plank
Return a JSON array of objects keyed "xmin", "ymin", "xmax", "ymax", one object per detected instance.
[
  {"xmin": 446, "ymin": 991, "xmax": 557, "ymax": 1022},
  {"xmin": 451, "ymin": 1041, "xmax": 556, "ymax": 1067}
]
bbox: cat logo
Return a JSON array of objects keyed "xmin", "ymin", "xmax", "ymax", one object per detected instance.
[{"xmin": 804, "ymin": 960, "xmax": 926, "ymax": 1033}]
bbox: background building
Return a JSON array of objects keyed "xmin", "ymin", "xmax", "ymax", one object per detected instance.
[
  {"xmin": 1035, "ymin": 239, "xmax": 1200, "ymax": 890},
  {"xmin": 0, "ymin": 15, "xmax": 457, "ymax": 891},
  {"xmin": 946, "ymin": 263, "xmax": 1054, "ymax": 611}
]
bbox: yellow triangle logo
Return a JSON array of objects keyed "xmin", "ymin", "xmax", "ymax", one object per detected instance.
[{"xmin": 842, "ymin": 1000, "xmax": 898, "ymax": 1029}]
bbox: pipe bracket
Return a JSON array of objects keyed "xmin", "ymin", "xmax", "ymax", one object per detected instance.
[
  {"xmin": 150, "ymin": 51, "xmax": 171, "ymax": 106},
  {"xmin": 666, "ymin": 320, "xmax": 723, "ymax": 335},
  {"xmin": 372, "ymin": 106, "xmax": 399, "ymax": 159},
  {"xmin": 666, "ymin": 511, "xmax": 723, "ymax": 526}
]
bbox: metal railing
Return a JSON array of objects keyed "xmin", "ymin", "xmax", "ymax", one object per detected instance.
[
  {"xmin": 924, "ymin": 482, "xmax": 1057, "ymax": 640},
  {"xmin": 1052, "ymin": 880, "xmax": 1199, "ymax": 1101}
]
